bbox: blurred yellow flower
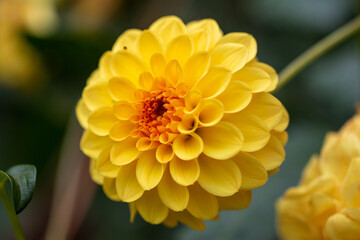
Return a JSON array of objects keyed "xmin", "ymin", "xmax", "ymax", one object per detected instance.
[
  {"xmin": 0, "ymin": 0, "xmax": 58, "ymax": 37},
  {"xmin": 77, "ymin": 16, "xmax": 289, "ymax": 230},
  {"xmin": 0, "ymin": 0, "xmax": 58, "ymax": 89},
  {"xmin": 276, "ymin": 113, "xmax": 360, "ymax": 239}
]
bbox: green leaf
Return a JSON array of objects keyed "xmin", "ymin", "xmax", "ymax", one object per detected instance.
[{"xmin": 2, "ymin": 165, "xmax": 37, "ymax": 214}]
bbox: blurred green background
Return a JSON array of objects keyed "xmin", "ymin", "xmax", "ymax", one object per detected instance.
[{"xmin": 0, "ymin": 0, "xmax": 359, "ymax": 239}]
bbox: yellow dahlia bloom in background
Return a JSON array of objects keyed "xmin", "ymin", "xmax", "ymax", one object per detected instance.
[
  {"xmin": 77, "ymin": 16, "xmax": 289, "ymax": 230},
  {"xmin": 276, "ymin": 113, "xmax": 360, "ymax": 239},
  {"xmin": 0, "ymin": 0, "xmax": 58, "ymax": 89},
  {"xmin": 0, "ymin": 0, "xmax": 58, "ymax": 37}
]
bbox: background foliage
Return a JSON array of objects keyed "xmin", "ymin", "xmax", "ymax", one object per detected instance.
[{"xmin": 0, "ymin": 0, "xmax": 359, "ymax": 239}]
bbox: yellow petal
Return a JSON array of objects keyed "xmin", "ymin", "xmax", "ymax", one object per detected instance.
[
  {"xmin": 224, "ymin": 112, "xmax": 270, "ymax": 152},
  {"xmin": 342, "ymin": 208, "xmax": 360, "ymax": 222},
  {"xmin": 274, "ymin": 108, "xmax": 290, "ymax": 132},
  {"xmin": 217, "ymin": 80, "xmax": 252, "ymax": 113},
  {"xmin": 86, "ymin": 70, "xmax": 103, "ymax": 85},
  {"xmin": 83, "ymin": 82, "xmax": 112, "ymax": 111},
  {"xmin": 112, "ymin": 29, "xmax": 141, "ymax": 52},
  {"xmin": 108, "ymin": 77, "xmax": 137, "ymax": 102},
  {"xmin": 159, "ymin": 132, "xmax": 177, "ymax": 144},
  {"xmin": 136, "ymin": 150, "xmax": 165, "ymax": 190},
  {"xmin": 88, "ymin": 108, "xmax": 119, "ymax": 136},
  {"xmin": 274, "ymin": 109, "xmax": 290, "ymax": 132},
  {"xmin": 187, "ymin": 183, "xmax": 219, "ymax": 219},
  {"xmin": 218, "ymin": 190, "xmax": 252, "ymax": 210},
  {"xmin": 285, "ymin": 176, "xmax": 336, "ymax": 199},
  {"xmin": 129, "ymin": 202, "xmax": 137, "ymax": 223},
  {"xmin": 277, "ymin": 211, "xmax": 321, "ymax": 240},
  {"xmin": 116, "ymin": 161, "xmax": 144, "ymax": 202},
  {"xmin": 248, "ymin": 61, "xmax": 278, "ymax": 92},
  {"xmin": 103, "ymin": 177, "xmax": 121, "ymax": 201},
  {"xmin": 187, "ymin": 19, "xmax": 222, "ymax": 49},
  {"xmin": 165, "ymin": 60, "xmax": 182, "ymax": 86},
  {"xmin": 111, "ymin": 51, "xmax": 145, "ymax": 83},
  {"xmin": 194, "ymin": 66, "xmax": 231, "ymax": 98},
  {"xmin": 211, "ymin": 43, "xmax": 248, "ymax": 72},
  {"xmin": 175, "ymin": 82, "xmax": 188, "ymax": 97},
  {"xmin": 272, "ymin": 130, "xmax": 288, "ymax": 146},
  {"xmin": 136, "ymin": 137, "xmax": 159, "ymax": 151},
  {"xmin": 188, "ymin": 29, "xmax": 210, "ymax": 52},
  {"xmin": 135, "ymin": 189, "xmax": 169, "ymax": 224},
  {"xmin": 343, "ymin": 183, "xmax": 360, "ymax": 209},
  {"xmin": 99, "ymin": 51, "xmax": 114, "ymax": 78},
  {"xmin": 268, "ymin": 168, "xmax": 279, "ymax": 176},
  {"xmin": 137, "ymin": 30, "xmax": 164, "ymax": 64},
  {"xmin": 197, "ymin": 99, "xmax": 224, "ymax": 127},
  {"xmin": 342, "ymin": 157, "xmax": 360, "ymax": 208},
  {"xmin": 150, "ymin": 53, "xmax": 166, "ymax": 78},
  {"xmin": 308, "ymin": 194, "xmax": 338, "ymax": 227},
  {"xmin": 197, "ymin": 121, "xmax": 243, "ymax": 160},
  {"xmin": 184, "ymin": 90, "xmax": 202, "ymax": 113},
  {"xmin": 339, "ymin": 129, "xmax": 360, "ymax": 158},
  {"xmin": 149, "ymin": 16, "xmax": 186, "ymax": 46},
  {"xmin": 96, "ymin": 149, "xmax": 121, "ymax": 178},
  {"xmin": 183, "ymin": 51, "xmax": 210, "ymax": 88},
  {"xmin": 165, "ymin": 34, "xmax": 194, "ymax": 67},
  {"xmin": 162, "ymin": 212, "xmax": 178, "ymax": 228},
  {"xmin": 173, "ymin": 133, "xmax": 203, "ymax": 160},
  {"xmin": 250, "ymin": 134, "xmax": 285, "ymax": 171},
  {"xmin": 217, "ymin": 33, "xmax": 257, "ymax": 62},
  {"xmin": 158, "ymin": 170, "xmax": 189, "ymax": 211},
  {"xmin": 110, "ymin": 137, "xmax": 139, "ymax": 165},
  {"xmin": 178, "ymin": 113, "xmax": 199, "ymax": 134},
  {"xmin": 113, "ymin": 101, "xmax": 137, "ymax": 120},
  {"xmin": 299, "ymin": 155, "xmax": 321, "ymax": 185},
  {"xmin": 198, "ymin": 155, "xmax": 242, "ymax": 197},
  {"xmin": 169, "ymin": 156, "xmax": 200, "ymax": 186},
  {"xmin": 138, "ymin": 72, "xmax": 155, "ymax": 91},
  {"xmin": 89, "ymin": 158, "xmax": 104, "ymax": 184},
  {"xmin": 156, "ymin": 144, "xmax": 174, "ymax": 163},
  {"xmin": 319, "ymin": 133, "xmax": 351, "ymax": 182},
  {"xmin": 76, "ymin": 98, "xmax": 91, "ymax": 129},
  {"xmin": 325, "ymin": 212, "xmax": 360, "ymax": 240},
  {"xmin": 81, "ymin": 130, "xmax": 111, "ymax": 158},
  {"xmin": 109, "ymin": 121, "xmax": 135, "ymax": 141},
  {"xmin": 232, "ymin": 66, "xmax": 271, "ymax": 93},
  {"xmin": 232, "ymin": 152, "xmax": 268, "ymax": 190},
  {"xmin": 175, "ymin": 211, "xmax": 206, "ymax": 231},
  {"xmin": 243, "ymin": 92, "xmax": 284, "ymax": 129}
]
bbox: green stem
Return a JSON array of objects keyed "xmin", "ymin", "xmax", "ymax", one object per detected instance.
[
  {"xmin": 276, "ymin": 15, "xmax": 360, "ymax": 91},
  {"xmin": 0, "ymin": 183, "xmax": 25, "ymax": 240}
]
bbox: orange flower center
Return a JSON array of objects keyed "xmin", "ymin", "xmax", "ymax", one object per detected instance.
[{"xmin": 135, "ymin": 86, "xmax": 185, "ymax": 142}]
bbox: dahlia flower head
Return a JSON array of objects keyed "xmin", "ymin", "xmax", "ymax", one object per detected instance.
[
  {"xmin": 76, "ymin": 16, "xmax": 289, "ymax": 230},
  {"xmin": 276, "ymin": 113, "xmax": 360, "ymax": 239}
]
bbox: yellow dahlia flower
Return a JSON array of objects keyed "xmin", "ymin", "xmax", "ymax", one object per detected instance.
[
  {"xmin": 76, "ymin": 16, "xmax": 289, "ymax": 230},
  {"xmin": 276, "ymin": 113, "xmax": 360, "ymax": 240}
]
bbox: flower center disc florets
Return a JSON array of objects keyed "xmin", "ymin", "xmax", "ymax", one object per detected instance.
[{"xmin": 135, "ymin": 83, "xmax": 184, "ymax": 143}]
